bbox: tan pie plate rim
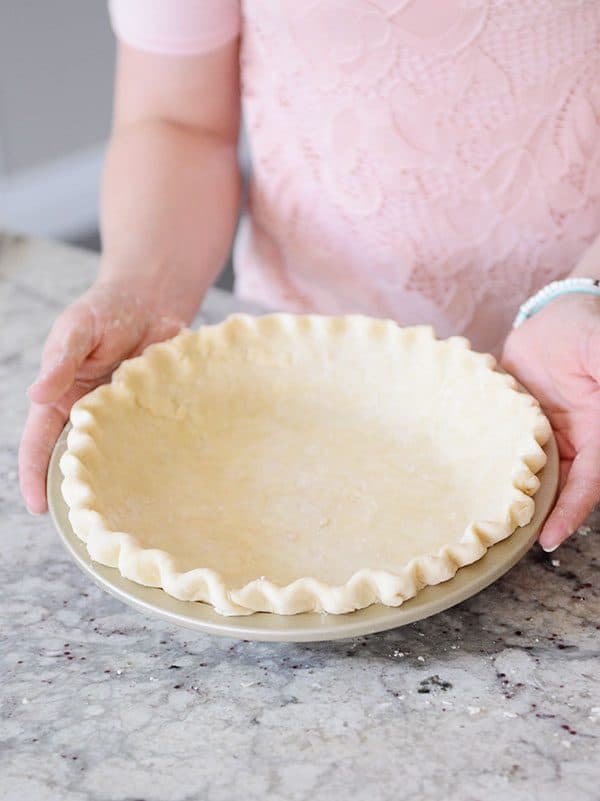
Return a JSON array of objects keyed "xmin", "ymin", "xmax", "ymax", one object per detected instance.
[{"xmin": 48, "ymin": 425, "xmax": 559, "ymax": 643}]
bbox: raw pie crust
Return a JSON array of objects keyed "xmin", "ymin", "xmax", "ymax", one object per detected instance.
[{"xmin": 60, "ymin": 314, "xmax": 551, "ymax": 616}]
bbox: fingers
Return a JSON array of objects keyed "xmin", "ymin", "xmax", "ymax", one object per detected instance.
[
  {"xmin": 28, "ymin": 353, "xmax": 81, "ymax": 404},
  {"xmin": 539, "ymin": 442, "xmax": 600, "ymax": 551},
  {"xmin": 133, "ymin": 315, "xmax": 187, "ymax": 356},
  {"xmin": 21, "ymin": 298, "xmax": 187, "ymax": 513},
  {"xmin": 22, "ymin": 302, "xmax": 97, "ymax": 510},
  {"xmin": 19, "ymin": 402, "xmax": 70, "ymax": 514},
  {"xmin": 28, "ymin": 306, "xmax": 96, "ymax": 404}
]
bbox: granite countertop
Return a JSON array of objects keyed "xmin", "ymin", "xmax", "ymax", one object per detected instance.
[{"xmin": 1, "ymin": 232, "xmax": 598, "ymax": 801}]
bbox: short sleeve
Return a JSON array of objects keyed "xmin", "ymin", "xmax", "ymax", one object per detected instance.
[{"xmin": 108, "ymin": 0, "xmax": 241, "ymax": 55}]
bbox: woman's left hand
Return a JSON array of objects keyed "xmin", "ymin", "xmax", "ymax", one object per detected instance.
[{"xmin": 501, "ymin": 294, "xmax": 600, "ymax": 551}]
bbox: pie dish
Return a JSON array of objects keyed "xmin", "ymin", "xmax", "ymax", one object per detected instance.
[{"xmin": 60, "ymin": 314, "xmax": 551, "ymax": 616}]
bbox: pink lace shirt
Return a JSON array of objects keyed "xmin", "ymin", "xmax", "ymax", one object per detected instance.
[{"xmin": 110, "ymin": 0, "xmax": 600, "ymax": 352}]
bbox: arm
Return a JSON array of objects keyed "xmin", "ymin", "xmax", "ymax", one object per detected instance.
[
  {"xmin": 19, "ymin": 39, "xmax": 241, "ymax": 513},
  {"xmin": 100, "ymin": 39, "xmax": 241, "ymax": 317},
  {"xmin": 569, "ymin": 232, "xmax": 600, "ymax": 279}
]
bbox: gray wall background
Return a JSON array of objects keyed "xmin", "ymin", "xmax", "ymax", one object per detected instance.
[
  {"xmin": 0, "ymin": 2, "xmax": 115, "ymax": 238},
  {"xmin": 0, "ymin": 1, "xmax": 114, "ymax": 174},
  {"xmin": 0, "ymin": 1, "xmax": 240, "ymax": 289}
]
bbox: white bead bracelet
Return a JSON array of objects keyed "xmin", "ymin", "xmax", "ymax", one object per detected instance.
[{"xmin": 512, "ymin": 277, "xmax": 600, "ymax": 328}]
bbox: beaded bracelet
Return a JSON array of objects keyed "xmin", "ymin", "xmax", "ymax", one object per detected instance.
[{"xmin": 512, "ymin": 277, "xmax": 600, "ymax": 328}]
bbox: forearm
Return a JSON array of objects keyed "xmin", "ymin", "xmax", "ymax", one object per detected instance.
[{"xmin": 99, "ymin": 118, "xmax": 241, "ymax": 322}]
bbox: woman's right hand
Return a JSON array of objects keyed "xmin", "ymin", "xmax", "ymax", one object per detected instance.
[{"xmin": 19, "ymin": 280, "xmax": 187, "ymax": 514}]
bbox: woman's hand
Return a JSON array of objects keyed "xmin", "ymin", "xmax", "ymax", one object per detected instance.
[
  {"xmin": 502, "ymin": 294, "xmax": 600, "ymax": 551},
  {"xmin": 19, "ymin": 280, "xmax": 187, "ymax": 514}
]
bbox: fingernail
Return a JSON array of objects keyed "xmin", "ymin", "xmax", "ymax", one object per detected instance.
[
  {"xmin": 542, "ymin": 543, "xmax": 560, "ymax": 553},
  {"xmin": 26, "ymin": 506, "xmax": 44, "ymax": 517}
]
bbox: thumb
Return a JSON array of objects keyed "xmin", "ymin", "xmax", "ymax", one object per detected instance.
[
  {"xmin": 539, "ymin": 440, "xmax": 600, "ymax": 550},
  {"xmin": 28, "ymin": 303, "xmax": 96, "ymax": 404}
]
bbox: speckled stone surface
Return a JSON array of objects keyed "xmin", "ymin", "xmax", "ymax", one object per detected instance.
[{"xmin": 1, "ymin": 232, "xmax": 599, "ymax": 801}]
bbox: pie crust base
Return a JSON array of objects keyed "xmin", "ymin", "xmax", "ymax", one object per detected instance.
[{"xmin": 60, "ymin": 315, "xmax": 551, "ymax": 616}]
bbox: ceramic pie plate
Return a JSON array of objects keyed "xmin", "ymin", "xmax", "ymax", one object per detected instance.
[{"xmin": 48, "ymin": 425, "xmax": 558, "ymax": 642}]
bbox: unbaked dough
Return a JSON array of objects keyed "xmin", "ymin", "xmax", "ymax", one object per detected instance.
[{"xmin": 60, "ymin": 315, "xmax": 551, "ymax": 615}]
